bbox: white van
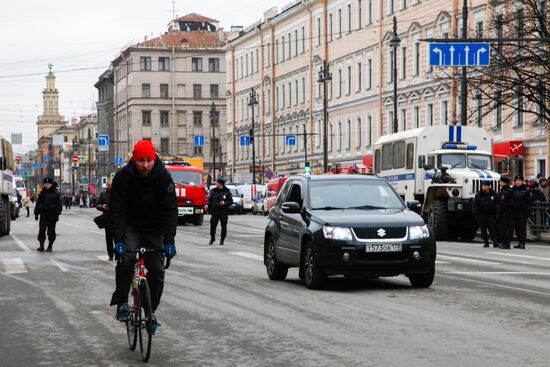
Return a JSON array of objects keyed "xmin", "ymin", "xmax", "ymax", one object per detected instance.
[
  {"xmin": 236, "ymin": 184, "xmax": 266, "ymax": 213},
  {"xmin": 13, "ymin": 176, "xmax": 27, "ymax": 201}
]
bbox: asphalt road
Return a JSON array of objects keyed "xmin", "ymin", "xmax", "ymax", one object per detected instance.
[{"xmin": 1, "ymin": 208, "xmax": 550, "ymax": 366}]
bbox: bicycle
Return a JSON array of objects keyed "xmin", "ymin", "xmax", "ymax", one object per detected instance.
[{"xmin": 118, "ymin": 246, "xmax": 171, "ymax": 363}]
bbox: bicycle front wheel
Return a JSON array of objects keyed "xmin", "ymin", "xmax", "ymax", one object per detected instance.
[
  {"xmin": 138, "ymin": 280, "xmax": 153, "ymax": 362},
  {"xmin": 126, "ymin": 289, "xmax": 139, "ymax": 350}
]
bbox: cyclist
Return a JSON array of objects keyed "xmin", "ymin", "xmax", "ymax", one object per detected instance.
[{"xmin": 109, "ymin": 140, "xmax": 178, "ymax": 333}]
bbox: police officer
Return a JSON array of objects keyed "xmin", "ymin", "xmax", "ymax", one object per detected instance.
[
  {"xmin": 207, "ymin": 178, "xmax": 233, "ymax": 246},
  {"xmin": 34, "ymin": 177, "xmax": 63, "ymax": 252},
  {"xmin": 497, "ymin": 177, "xmax": 514, "ymax": 249},
  {"xmin": 473, "ymin": 180, "xmax": 499, "ymax": 248},
  {"xmin": 511, "ymin": 175, "xmax": 532, "ymax": 249}
]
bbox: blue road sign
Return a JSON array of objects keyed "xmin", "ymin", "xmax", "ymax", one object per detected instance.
[
  {"xmin": 240, "ymin": 136, "xmax": 251, "ymax": 146},
  {"xmin": 43, "ymin": 155, "xmax": 50, "ymax": 162},
  {"xmin": 115, "ymin": 156, "xmax": 123, "ymax": 165},
  {"xmin": 285, "ymin": 135, "xmax": 297, "ymax": 146},
  {"xmin": 82, "ymin": 176, "xmax": 88, "ymax": 184},
  {"xmin": 194, "ymin": 135, "xmax": 205, "ymax": 146},
  {"xmin": 32, "ymin": 163, "xmax": 44, "ymax": 169},
  {"xmin": 429, "ymin": 43, "xmax": 490, "ymax": 67},
  {"xmin": 98, "ymin": 135, "xmax": 109, "ymax": 146}
]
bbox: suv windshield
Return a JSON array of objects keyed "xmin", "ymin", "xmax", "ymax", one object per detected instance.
[
  {"xmin": 309, "ymin": 180, "xmax": 404, "ymax": 210},
  {"xmin": 168, "ymin": 170, "xmax": 202, "ymax": 186},
  {"xmin": 438, "ymin": 154, "xmax": 466, "ymax": 169},
  {"xmin": 468, "ymin": 154, "xmax": 493, "ymax": 170}
]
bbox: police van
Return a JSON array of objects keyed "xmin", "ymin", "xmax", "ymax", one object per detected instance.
[{"xmin": 373, "ymin": 125, "xmax": 499, "ymax": 241}]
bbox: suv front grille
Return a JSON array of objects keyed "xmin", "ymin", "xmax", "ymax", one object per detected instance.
[{"xmin": 352, "ymin": 227, "xmax": 407, "ymax": 240}]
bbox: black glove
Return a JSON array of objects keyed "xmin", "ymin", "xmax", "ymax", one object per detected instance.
[{"xmin": 35, "ymin": 214, "xmax": 39, "ymax": 221}]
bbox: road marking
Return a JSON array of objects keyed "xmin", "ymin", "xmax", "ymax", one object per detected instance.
[
  {"xmin": 96, "ymin": 255, "xmax": 110, "ymax": 261},
  {"xmin": 49, "ymin": 258, "xmax": 69, "ymax": 272},
  {"xmin": 487, "ymin": 252, "xmax": 550, "ymax": 262},
  {"xmin": 437, "ymin": 254, "xmax": 500, "ymax": 265},
  {"xmin": 3, "ymin": 258, "xmax": 27, "ymax": 274},
  {"xmin": 63, "ymin": 222, "xmax": 103, "ymax": 235},
  {"xmin": 10, "ymin": 234, "xmax": 31, "ymax": 252},
  {"xmin": 440, "ymin": 251, "xmax": 536, "ymax": 266},
  {"xmin": 435, "ymin": 261, "xmax": 450, "ymax": 264},
  {"xmin": 446, "ymin": 271, "xmax": 550, "ymax": 275},
  {"xmin": 229, "ymin": 251, "xmax": 263, "ymax": 261}
]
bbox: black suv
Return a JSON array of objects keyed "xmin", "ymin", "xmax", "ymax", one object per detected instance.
[{"xmin": 264, "ymin": 174, "xmax": 436, "ymax": 289}]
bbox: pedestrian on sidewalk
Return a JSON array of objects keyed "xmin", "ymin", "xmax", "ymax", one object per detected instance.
[
  {"xmin": 34, "ymin": 177, "xmax": 62, "ymax": 252},
  {"xmin": 207, "ymin": 178, "xmax": 233, "ymax": 246},
  {"xmin": 473, "ymin": 180, "xmax": 499, "ymax": 248},
  {"xmin": 22, "ymin": 195, "xmax": 30, "ymax": 217},
  {"xmin": 497, "ymin": 177, "xmax": 514, "ymax": 249},
  {"xmin": 511, "ymin": 175, "xmax": 532, "ymax": 249},
  {"xmin": 96, "ymin": 179, "xmax": 115, "ymax": 261}
]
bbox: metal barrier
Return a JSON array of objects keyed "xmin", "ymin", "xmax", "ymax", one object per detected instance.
[{"xmin": 528, "ymin": 201, "xmax": 550, "ymax": 239}]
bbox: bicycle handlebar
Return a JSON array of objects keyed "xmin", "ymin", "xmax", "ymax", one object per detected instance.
[{"xmin": 117, "ymin": 247, "xmax": 172, "ymax": 270}]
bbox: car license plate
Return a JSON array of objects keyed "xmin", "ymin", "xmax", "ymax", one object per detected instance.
[
  {"xmin": 178, "ymin": 207, "xmax": 193, "ymax": 216},
  {"xmin": 365, "ymin": 244, "xmax": 402, "ymax": 253}
]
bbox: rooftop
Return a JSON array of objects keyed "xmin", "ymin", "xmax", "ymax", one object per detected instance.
[
  {"xmin": 173, "ymin": 13, "xmax": 218, "ymax": 23},
  {"xmin": 137, "ymin": 30, "xmax": 225, "ymax": 49}
]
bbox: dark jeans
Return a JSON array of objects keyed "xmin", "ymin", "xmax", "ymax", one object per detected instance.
[
  {"xmin": 210, "ymin": 211, "xmax": 228, "ymax": 241},
  {"xmin": 25, "ymin": 207, "xmax": 30, "ymax": 217},
  {"xmin": 497, "ymin": 211, "xmax": 514, "ymax": 246},
  {"xmin": 37, "ymin": 213, "xmax": 57, "ymax": 244},
  {"xmin": 105, "ymin": 226, "xmax": 115, "ymax": 259},
  {"xmin": 477, "ymin": 214, "xmax": 497, "ymax": 244},
  {"xmin": 513, "ymin": 211, "xmax": 528, "ymax": 244},
  {"xmin": 110, "ymin": 225, "xmax": 165, "ymax": 312}
]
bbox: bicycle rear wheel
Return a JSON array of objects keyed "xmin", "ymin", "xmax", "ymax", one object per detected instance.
[
  {"xmin": 126, "ymin": 289, "xmax": 139, "ymax": 350},
  {"xmin": 138, "ymin": 280, "xmax": 153, "ymax": 362}
]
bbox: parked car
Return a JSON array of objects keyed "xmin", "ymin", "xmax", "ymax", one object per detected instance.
[
  {"xmin": 237, "ymin": 184, "xmax": 266, "ymax": 213},
  {"xmin": 264, "ymin": 174, "xmax": 436, "ymax": 290},
  {"xmin": 252, "ymin": 191, "xmax": 267, "ymax": 215}
]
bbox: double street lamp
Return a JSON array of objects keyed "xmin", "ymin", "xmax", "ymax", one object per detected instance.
[
  {"xmin": 390, "ymin": 16, "xmax": 401, "ymax": 134},
  {"xmin": 317, "ymin": 59, "xmax": 332, "ymax": 173},
  {"xmin": 248, "ymin": 89, "xmax": 258, "ymax": 184}
]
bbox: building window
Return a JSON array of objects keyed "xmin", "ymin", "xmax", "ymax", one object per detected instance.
[
  {"xmin": 357, "ymin": 0, "xmax": 362, "ymax": 29},
  {"xmin": 368, "ymin": 0, "xmax": 373, "ymax": 24},
  {"xmin": 288, "ymin": 32, "xmax": 292, "ymax": 59},
  {"xmin": 366, "ymin": 115, "xmax": 372, "ymax": 147},
  {"xmin": 141, "ymin": 84, "xmax": 151, "ymax": 98},
  {"xmin": 274, "ymin": 40, "xmax": 279, "ymax": 64},
  {"xmin": 515, "ymin": 84, "xmax": 524, "ymax": 127},
  {"xmin": 441, "ymin": 100, "xmax": 449, "ymax": 125},
  {"xmin": 400, "ymin": 108, "xmax": 407, "ymax": 131},
  {"xmin": 192, "ymin": 58, "xmax": 203, "ymax": 72},
  {"xmin": 388, "ymin": 0, "xmax": 394, "ymax": 15},
  {"xmin": 140, "ymin": 57, "xmax": 151, "ymax": 71},
  {"xmin": 245, "ymin": 54, "xmax": 249, "ymax": 76},
  {"xmin": 413, "ymin": 106, "xmax": 419, "ymax": 128},
  {"xmin": 427, "ymin": 103, "xmax": 434, "ymax": 126},
  {"xmin": 329, "ymin": 124, "xmax": 333, "ymax": 152},
  {"xmin": 282, "ymin": 36, "xmax": 285, "ymax": 61},
  {"xmin": 389, "ymin": 49, "xmax": 394, "ymax": 83},
  {"xmin": 346, "ymin": 66, "xmax": 352, "ymax": 95},
  {"xmin": 142, "ymin": 111, "xmax": 151, "ymax": 126},
  {"xmin": 329, "ymin": 13, "xmax": 333, "ymax": 41},
  {"xmin": 275, "ymin": 86, "xmax": 279, "ymax": 111},
  {"xmin": 317, "ymin": 18, "xmax": 322, "ymax": 46},
  {"xmin": 476, "ymin": 21, "xmax": 484, "ymax": 38},
  {"xmin": 193, "ymin": 111, "xmax": 202, "ymax": 126},
  {"xmin": 160, "ymin": 138, "xmax": 169, "ymax": 154},
  {"xmin": 302, "ymin": 77, "xmax": 306, "ymax": 104},
  {"xmin": 337, "ymin": 68, "xmax": 342, "ymax": 98},
  {"xmin": 193, "ymin": 146, "xmax": 203, "ymax": 155},
  {"xmin": 316, "ymin": 120, "xmax": 321, "ymax": 148},
  {"xmin": 414, "ymin": 42, "xmax": 420, "ymax": 76},
  {"xmin": 295, "ymin": 80, "xmax": 299, "ymax": 106},
  {"xmin": 209, "ymin": 58, "xmax": 220, "ymax": 72},
  {"xmin": 367, "ymin": 58, "xmax": 372, "ymax": 90},
  {"xmin": 401, "ymin": 46, "xmax": 407, "ymax": 79},
  {"xmin": 338, "ymin": 8, "xmax": 342, "ymax": 38},
  {"xmin": 282, "ymin": 84, "xmax": 286, "ymax": 109},
  {"xmin": 193, "ymin": 84, "xmax": 202, "ymax": 99},
  {"xmin": 338, "ymin": 121, "xmax": 342, "ymax": 151},
  {"xmin": 401, "ymin": 0, "xmax": 407, "ymax": 10},
  {"xmin": 255, "ymin": 49, "xmax": 259, "ymax": 72},
  {"xmin": 346, "ymin": 120, "xmax": 351, "ymax": 150},
  {"xmin": 301, "ymin": 26, "xmax": 306, "ymax": 53},
  {"xmin": 210, "ymin": 84, "xmax": 219, "ymax": 98},
  {"xmin": 235, "ymin": 59, "xmax": 239, "ymax": 79},
  {"xmin": 347, "ymin": 4, "xmax": 352, "ymax": 33},
  {"xmin": 294, "ymin": 29, "xmax": 298, "ymax": 56},
  {"xmin": 160, "ymin": 83, "xmax": 169, "ymax": 98},
  {"xmin": 158, "ymin": 57, "xmax": 170, "ymax": 71},
  {"xmin": 266, "ymin": 43, "xmax": 271, "ymax": 67},
  {"xmin": 289, "ymin": 82, "xmax": 292, "ymax": 107},
  {"xmin": 356, "ymin": 118, "xmax": 362, "ymax": 148},
  {"xmin": 160, "ymin": 111, "xmax": 169, "ymax": 126}
]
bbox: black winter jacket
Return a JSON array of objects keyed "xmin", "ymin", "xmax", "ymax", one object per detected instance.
[
  {"xmin": 207, "ymin": 187, "xmax": 233, "ymax": 214},
  {"xmin": 498, "ymin": 186, "xmax": 513, "ymax": 214},
  {"xmin": 96, "ymin": 189, "xmax": 111, "ymax": 212},
  {"xmin": 511, "ymin": 184, "xmax": 532, "ymax": 211},
  {"xmin": 34, "ymin": 186, "xmax": 62, "ymax": 216},
  {"xmin": 109, "ymin": 159, "xmax": 178, "ymax": 244},
  {"xmin": 473, "ymin": 188, "xmax": 499, "ymax": 216},
  {"xmin": 531, "ymin": 189, "xmax": 546, "ymax": 202}
]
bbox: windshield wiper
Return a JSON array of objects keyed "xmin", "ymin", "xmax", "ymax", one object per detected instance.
[
  {"xmin": 178, "ymin": 181, "xmax": 191, "ymax": 185},
  {"xmin": 311, "ymin": 206, "xmax": 344, "ymax": 210},
  {"xmin": 470, "ymin": 163, "xmax": 485, "ymax": 169},
  {"xmin": 345, "ymin": 205, "xmax": 391, "ymax": 210}
]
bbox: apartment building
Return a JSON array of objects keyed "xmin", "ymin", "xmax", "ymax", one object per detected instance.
[
  {"xmin": 111, "ymin": 13, "xmax": 227, "ymax": 173},
  {"xmin": 226, "ymin": 0, "xmax": 548, "ymax": 181}
]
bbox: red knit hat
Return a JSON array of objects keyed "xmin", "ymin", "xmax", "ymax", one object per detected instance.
[{"xmin": 132, "ymin": 140, "xmax": 156, "ymax": 162}]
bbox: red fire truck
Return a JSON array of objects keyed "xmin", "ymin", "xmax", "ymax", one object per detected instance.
[{"xmin": 164, "ymin": 160, "xmax": 206, "ymax": 226}]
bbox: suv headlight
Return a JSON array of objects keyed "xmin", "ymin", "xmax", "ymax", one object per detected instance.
[
  {"xmin": 323, "ymin": 226, "xmax": 353, "ymax": 241},
  {"xmin": 409, "ymin": 225, "xmax": 430, "ymax": 240}
]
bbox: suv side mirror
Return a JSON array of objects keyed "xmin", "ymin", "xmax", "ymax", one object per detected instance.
[
  {"xmin": 406, "ymin": 200, "xmax": 421, "ymax": 213},
  {"xmin": 282, "ymin": 201, "xmax": 301, "ymax": 214}
]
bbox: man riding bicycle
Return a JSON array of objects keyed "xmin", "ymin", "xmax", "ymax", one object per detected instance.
[{"xmin": 109, "ymin": 140, "xmax": 178, "ymax": 332}]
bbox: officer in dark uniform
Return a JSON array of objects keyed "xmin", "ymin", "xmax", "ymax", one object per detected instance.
[
  {"xmin": 497, "ymin": 177, "xmax": 514, "ymax": 249},
  {"xmin": 511, "ymin": 175, "xmax": 532, "ymax": 249},
  {"xmin": 473, "ymin": 180, "xmax": 499, "ymax": 248},
  {"xmin": 207, "ymin": 178, "xmax": 233, "ymax": 246},
  {"xmin": 34, "ymin": 177, "xmax": 63, "ymax": 252}
]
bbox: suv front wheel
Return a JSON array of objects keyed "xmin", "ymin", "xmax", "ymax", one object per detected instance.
[
  {"xmin": 265, "ymin": 237, "xmax": 288, "ymax": 281},
  {"xmin": 302, "ymin": 241, "xmax": 327, "ymax": 290},
  {"xmin": 407, "ymin": 265, "xmax": 435, "ymax": 288}
]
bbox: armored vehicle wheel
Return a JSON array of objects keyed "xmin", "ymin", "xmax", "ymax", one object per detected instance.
[{"xmin": 427, "ymin": 200, "xmax": 447, "ymax": 241}]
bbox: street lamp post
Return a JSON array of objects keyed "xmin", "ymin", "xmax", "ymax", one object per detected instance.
[
  {"xmin": 210, "ymin": 102, "xmax": 218, "ymax": 181},
  {"xmin": 390, "ymin": 16, "xmax": 401, "ymax": 134},
  {"xmin": 317, "ymin": 60, "xmax": 332, "ymax": 173},
  {"xmin": 248, "ymin": 89, "xmax": 258, "ymax": 184}
]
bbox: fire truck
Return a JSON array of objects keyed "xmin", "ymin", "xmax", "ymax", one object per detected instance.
[{"xmin": 163, "ymin": 158, "xmax": 206, "ymax": 226}]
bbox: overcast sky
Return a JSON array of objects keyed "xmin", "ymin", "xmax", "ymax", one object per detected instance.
[{"xmin": 0, "ymin": 0, "xmax": 292, "ymax": 154}]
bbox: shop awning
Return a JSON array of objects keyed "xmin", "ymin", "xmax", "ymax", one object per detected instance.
[{"xmin": 493, "ymin": 141, "xmax": 525, "ymax": 157}]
